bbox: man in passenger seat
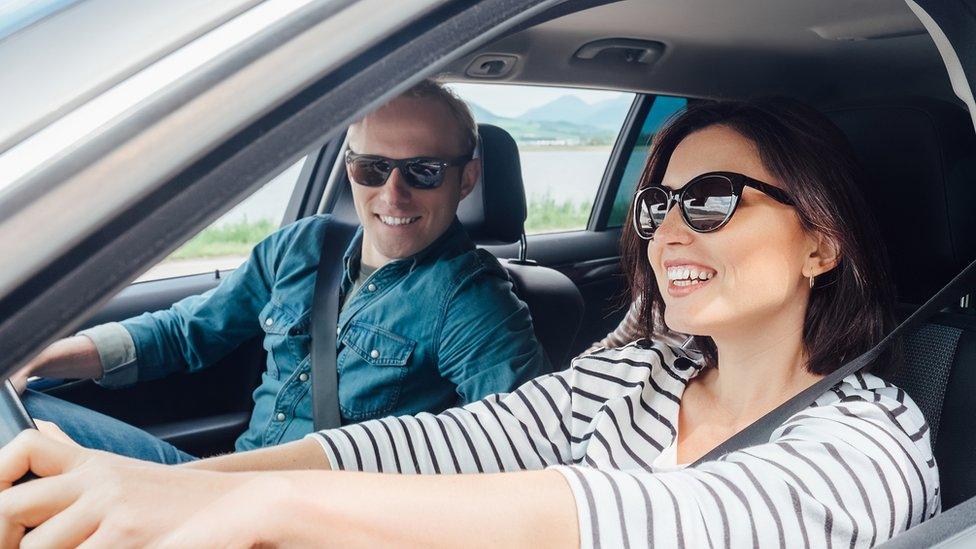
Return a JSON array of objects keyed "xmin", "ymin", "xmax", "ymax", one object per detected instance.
[{"xmin": 10, "ymin": 80, "xmax": 548, "ymax": 464}]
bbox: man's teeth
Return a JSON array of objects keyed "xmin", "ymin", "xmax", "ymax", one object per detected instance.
[
  {"xmin": 378, "ymin": 215, "xmax": 420, "ymax": 226},
  {"xmin": 666, "ymin": 265, "xmax": 716, "ymax": 285}
]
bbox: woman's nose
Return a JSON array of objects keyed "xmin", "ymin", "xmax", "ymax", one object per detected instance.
[{"xmin": 652, "ymin": 204, "xmax": 692, "ymax": 245}]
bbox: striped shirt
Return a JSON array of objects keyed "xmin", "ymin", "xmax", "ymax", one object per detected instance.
[{"xmin": 309, "ymin": 340, "xmax": 940, "ymax": 548}]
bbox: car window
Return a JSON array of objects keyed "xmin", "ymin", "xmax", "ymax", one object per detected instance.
[
  {"xmin": 136, "ymin": 157, "xmax": 306, "ymax": 282},
  {"xmin": 448, "ymin": 83, "xmax": 635, "ymax": 234},
  {"xmin": 606, "ymin": 96, "xmax": 688, "ymax": 228}
]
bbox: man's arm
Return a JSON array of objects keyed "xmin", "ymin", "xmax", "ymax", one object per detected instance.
[
  {"xmin": 11, "ymin": 226, "xmax": 289, "ymax": 391},
  {"xmin": 10, "ymin": 336, "xmax": 102, "ymax": 392},
  {"xmin": 436, "ymin": 258, "xmax": 550, "ymax": 402}
]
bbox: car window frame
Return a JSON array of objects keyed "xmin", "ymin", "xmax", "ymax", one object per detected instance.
[
  {"xmin": 588, "ymin": 93, "xmax": 654, "ymax": 232},
  {"xmin": 0, "ymin": 0, "xmax": 567, "ymax": 378}
]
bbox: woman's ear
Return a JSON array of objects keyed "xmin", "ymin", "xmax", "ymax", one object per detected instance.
[{"xmin": 804, "ymin": 232, "xmax": 841, "ymax": 277}]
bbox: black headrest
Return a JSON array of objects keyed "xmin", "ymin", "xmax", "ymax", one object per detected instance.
[
  {"xmin": 824, "ymin": 97, "xmax": 976, "ymax": 304},
  {"xmin": 457, "ymin": 124, "xmax": 527, "ymax": 245}
]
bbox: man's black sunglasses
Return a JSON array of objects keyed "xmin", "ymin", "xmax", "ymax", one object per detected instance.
[
  {"xmin": 633, "ymin": 171, "xmax": 794, "ymax": 239},
  {"xmin": 345, "ymin": 150, "xmax": 472, "ymax": 190}
]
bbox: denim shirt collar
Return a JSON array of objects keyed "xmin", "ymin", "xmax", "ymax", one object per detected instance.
[{"xmin": 341, "ymin": 217, "xmax": 470, "ymax": 285}]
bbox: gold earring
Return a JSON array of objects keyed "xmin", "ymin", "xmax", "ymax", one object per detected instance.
[{"xmin": 809, "ymin": 275, "xmax": 816, "ymax": 289}]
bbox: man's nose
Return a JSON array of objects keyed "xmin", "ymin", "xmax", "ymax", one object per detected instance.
[
  {"xmin": 651, "ymin": 203, "xmax": 692, "ymax": 245},
  {"xmin": 379, "ymin": 168, "xmax": 413, "ymax": 205}
]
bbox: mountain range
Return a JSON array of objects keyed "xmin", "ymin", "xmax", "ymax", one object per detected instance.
[{"xmin": 468, "ymin": 94, "xmax": 632, "ymax": 146}]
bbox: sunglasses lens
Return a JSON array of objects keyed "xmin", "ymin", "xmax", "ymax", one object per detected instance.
[
  {"xmin": 348, "ymin": 157, "xmax": 391, "ymax": 187},
  {"xmin": 636, "ymin": 187, "xmax": 670, "ymax": 238},
  {"xmin": 404, "ymin": 161, "xmax": 446, "ymax": 189},
  {"xmin": 683, "ymin": 176, "xmax": 737, "ymax": 231}
]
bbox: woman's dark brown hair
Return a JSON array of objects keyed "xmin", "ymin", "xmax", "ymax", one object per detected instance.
[{"xmin": 621, "ymin": 98, "xmax": 899, "ymax": 376}]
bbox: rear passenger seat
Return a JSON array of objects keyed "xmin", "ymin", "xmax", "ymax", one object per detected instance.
[{"xmin": 826, "ymin": 97, "xmax": 976, "ymax": 509}]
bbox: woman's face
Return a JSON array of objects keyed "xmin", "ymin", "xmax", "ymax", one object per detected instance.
[{"xmin": 648, "ymin": 125, "xmax": 822, "ymax": 338}]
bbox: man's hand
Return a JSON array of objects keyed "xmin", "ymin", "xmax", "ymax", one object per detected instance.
[
  {"xmin": 7, "ymin": 368, "xmax": 31, "ymax": 396},
  {"xmin": 9, "ymin": 337, "xmax": 103, "ymax": 394},
  {"xmin": 0, "ymin": 430, "xmax": 276, "ymax": 548}
]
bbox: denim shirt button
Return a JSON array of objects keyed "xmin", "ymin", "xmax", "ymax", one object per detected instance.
[
  {"xmin": 299, "ymin": 373, "xmax": 309, "ymax": 382},
  {"xmin": 275, "ymin": 412, "xmax": 286, "ymax": 421},
  {"xmin": 264, "ymin": 318, "xmax": 274, "ymax": 326},
  {"xmin": 366, "ymin": 283, "xmax": 377, "ymax": 292},
  {"xmin": 370, "ymin": 349, "xmax": 380, "ymax": 359}
]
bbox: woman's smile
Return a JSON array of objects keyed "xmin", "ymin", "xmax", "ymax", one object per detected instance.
[{"xmin": 662, "ymin": 260, "xmax": 718, "ymax": 298}]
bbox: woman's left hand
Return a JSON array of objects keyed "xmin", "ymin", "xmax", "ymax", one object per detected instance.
[{"xmin": 0, "ymin": 429, "xmax": 274, "ymax": 548}]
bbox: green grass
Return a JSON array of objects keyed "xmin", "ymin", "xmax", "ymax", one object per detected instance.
[
  {"xmin": 170, "ymin": 217, "xmax": 278, "ymax": 260},
  {"xmin": 169, "ymin": 197, "xmax": 592, "ymax": 261},
  {"xmin": 525, "ymin": 193, "xmax": 592, "ymax": 233}
]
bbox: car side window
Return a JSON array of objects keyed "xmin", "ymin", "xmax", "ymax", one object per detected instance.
[
  {"xmin": 606, "ymin": 96, "xmax": 688, "ymax": 228},
  {"xmin": 448, "ymin": 83, "xmax": 635, "ymax": 234},
  {"xmin": 136, "ymin": 157, "xmax": 307, "ymax": 282}
]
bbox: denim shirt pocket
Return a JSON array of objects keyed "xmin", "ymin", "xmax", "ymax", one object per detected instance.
[
  {"xmin": 338, "ymin": 321, "xmax": 416, "ymax": 420},
  {"xmin": 258, "ymin": 300, "xmax": 307, "ymax": 380}
]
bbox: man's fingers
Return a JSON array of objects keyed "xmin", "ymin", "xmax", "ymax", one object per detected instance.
[
  {"xmin": 20, "ymin": 500, "xmax": 98, "ymax": 549},
  {"xmin": 0, "ymin": 430, "xmax": 83, "ymax": 488},
  {"xmin": 0, "ymin": 475, "xmax": 81, "ymax": 531},
  {"xmin": 8, "ymin": 374, "xmax": 27, "ymax": 395}
]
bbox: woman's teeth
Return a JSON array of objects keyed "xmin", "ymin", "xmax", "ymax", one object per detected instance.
[
  {"xmin": 666, "ymin": 265, "xmax": 716, "ymax": 286},
  {"xmin": 378, "ymin": 215, "xmax": 420, "ymax": 226}
]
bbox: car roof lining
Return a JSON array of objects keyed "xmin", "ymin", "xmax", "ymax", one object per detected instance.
[{"xmin": 438, "ymin": 0, "xmax": 957, "ymax": 107}]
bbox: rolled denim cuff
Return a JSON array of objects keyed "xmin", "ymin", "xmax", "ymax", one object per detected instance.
[{"xmin": 77, "ymin": 323, "xmax": 138, "ymax": 388}]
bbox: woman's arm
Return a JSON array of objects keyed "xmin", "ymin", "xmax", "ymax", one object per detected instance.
[
  {"xmin": 249, "ymin": 468, "xmax": 578, "ymax": 547},
  {"xmin": 0, "ymin": 431, "xmax": 578, "ymax": 548},
  {"xmin": 182, "ymin": 437, "xmax": 332, "ymax": 472}
]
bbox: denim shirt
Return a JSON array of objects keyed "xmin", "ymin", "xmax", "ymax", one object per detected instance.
[{"xmin": 91, "ymin": 215, "xmax": 548, "ymax": 451}]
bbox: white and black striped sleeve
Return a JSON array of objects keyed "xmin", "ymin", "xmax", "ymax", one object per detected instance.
[
  {"xmin": 307, "ymin": 370, "xmax": 578, "ymax": 474},
  {"xmin": 552, "ymin": 396, "xmax": 939, "ymax": 549}
]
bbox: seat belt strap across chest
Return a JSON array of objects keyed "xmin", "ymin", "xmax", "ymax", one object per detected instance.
[
  {"xmin": 693, "ymin": 256, "xmax": 976, "ymax": 466},
  {"xmin": 310, "ymin": 219, "xmax": 360, "ymax": 431}
]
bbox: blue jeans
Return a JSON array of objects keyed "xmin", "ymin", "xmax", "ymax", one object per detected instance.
[{"xmin": 21, "ymin": 390, "xmax": 196, "ymax": 465}]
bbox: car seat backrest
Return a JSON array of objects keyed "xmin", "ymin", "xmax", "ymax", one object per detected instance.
[
  {"xmin": 460, "ymin": 124, "xmax": 584, "ymax": 368},
  {"xmin": 893, "ymin": 313, "xmax": 976, "ymax": 510},
  {"xmin": 826, "ymin": 97, "xmax": 976, "ymax": 510},
  {"xmin": 825, "ymin": 97, "xmax": 976, "ymax": 305}
]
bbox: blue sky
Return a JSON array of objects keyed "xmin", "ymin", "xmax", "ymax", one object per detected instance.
[{"xmin": 447, "ymin": 82, "xmax": 631, "ymax": 118}]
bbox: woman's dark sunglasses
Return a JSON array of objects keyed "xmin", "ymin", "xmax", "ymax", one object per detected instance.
[
  {"xmin": 345, "ymin": 150, "xmax": 472, "ymax": 190},
  {"xmin": 632, "ymin": 171, "xmax": 793, "ymax": 239}
]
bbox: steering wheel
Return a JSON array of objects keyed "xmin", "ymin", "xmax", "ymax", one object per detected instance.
[{"xmin": 0, "ymin": 379, "xmax": 37, "ymax": 483}]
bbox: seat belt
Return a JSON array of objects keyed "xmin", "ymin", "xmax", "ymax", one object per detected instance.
[
  {"xmin": 310, "ymin": 219, "xmax": 360, "ymax": 431},
  {"xmin": 693, "ymin": 256, "xmax": 976, "ymax": 466}
]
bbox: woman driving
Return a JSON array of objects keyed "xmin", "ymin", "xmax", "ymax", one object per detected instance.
[{"xmin": 0, "ymin": 98, "xmax": 938, "ymax": 548}]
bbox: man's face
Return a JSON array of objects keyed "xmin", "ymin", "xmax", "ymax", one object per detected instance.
[{"xmin": 347, "ymin": 96, "xmax": 480, "ymax": 268}]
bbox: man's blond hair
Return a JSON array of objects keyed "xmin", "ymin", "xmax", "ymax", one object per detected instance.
[
  {"xmin": 399, "ymin": 80, "xmax": 478, "ymax": 156},
  {"xmin": 351, "ymin": 80, "xmax": 478, "ymax": 156}
]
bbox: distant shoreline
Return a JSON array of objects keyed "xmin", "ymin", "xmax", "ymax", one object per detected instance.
[{"xmin": 517, "ymin": 145, "xmax": 612, "ymax": 152}]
